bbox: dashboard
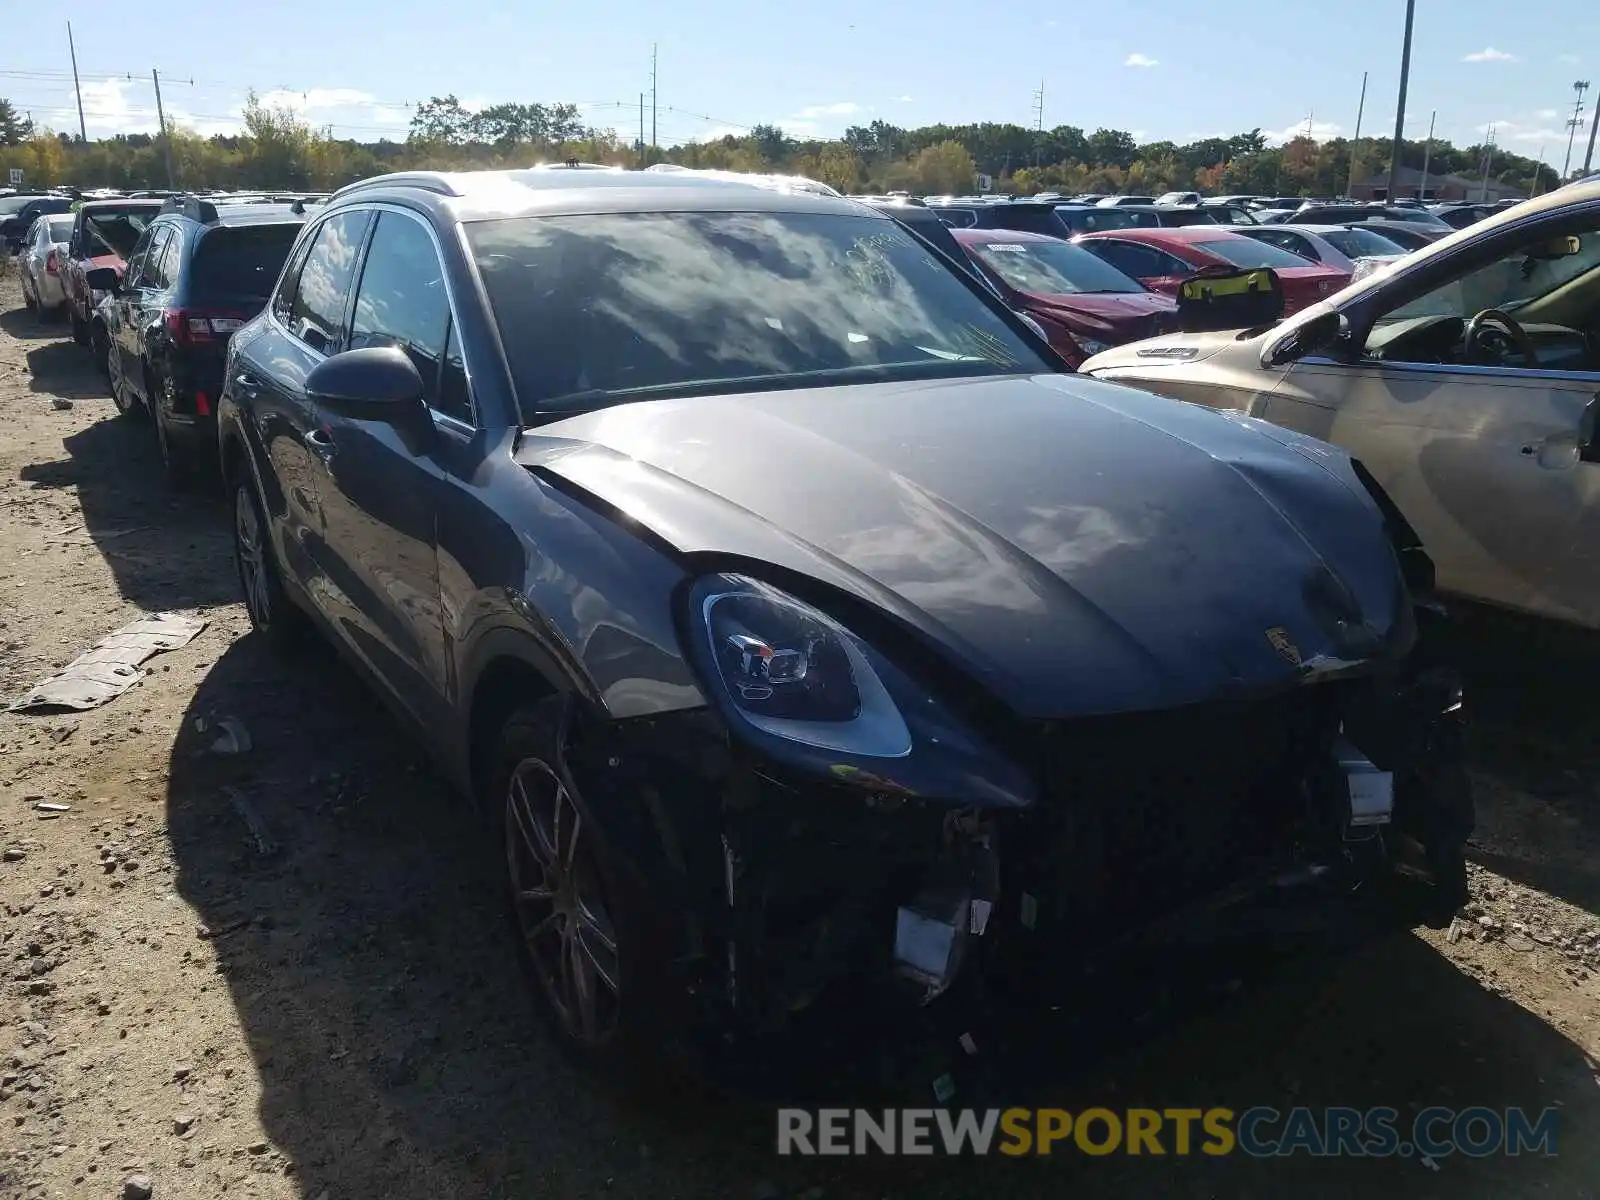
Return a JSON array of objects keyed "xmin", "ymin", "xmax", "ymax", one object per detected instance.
[{"xmin": 1366, "ymin": 314, "xmax": 1596, "ymax": 372}]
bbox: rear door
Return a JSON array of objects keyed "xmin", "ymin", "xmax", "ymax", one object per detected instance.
[{"xmin": 312, "ymin": 207, "xmax": 452, "ymax": 727}]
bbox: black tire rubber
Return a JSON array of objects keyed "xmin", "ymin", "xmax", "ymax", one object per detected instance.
[
  {"xmin": 70, "ymin": 309, "xmax": 89, "ymax": 346},
  {"xmin": 488, "ymin": 697, "xmax": 667, "ymax": 1076},
  {"xmin": 230, "ymin": 474, "xmax": 311, "ymax": 654},
  {"xmin": 106, "ymin": 340, "xmax": 146, "ymax": 422},
  {"xmin": 21, "ymin": 276, "xmax": 36, "ymax": 311}
]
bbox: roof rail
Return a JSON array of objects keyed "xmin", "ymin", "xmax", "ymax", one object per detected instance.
[
  {"xmin": 330, "ymin": 172, "xmax": 462, "ymax": 201},
  {"xmin": 158, "ymin": 194, "xmax": 219, "ymax": 223}
]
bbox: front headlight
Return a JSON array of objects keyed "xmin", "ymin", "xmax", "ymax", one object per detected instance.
[
  {"xmin": 700, "ymin": 577, "xmax": 910, "ymax": 757},
  {"xmin": 1074, "ymin": 336, "xmax": 1112, "ymax": 357},
  {"xmin": 682, "ymin": 573, "xmax": 1034, "ymax": 807}
]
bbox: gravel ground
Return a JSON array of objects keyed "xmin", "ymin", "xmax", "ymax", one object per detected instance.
[{"xmin": 1, "ymin": 268, "xmax": 1599, "ymax": 1199}]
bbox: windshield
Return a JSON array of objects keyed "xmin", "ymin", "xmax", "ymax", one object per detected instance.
[
  {"xmin": 468, "ymin": 210, "xmax": 1050, "ymax": 413},
  {"xmin": 1321, "ymin": 226, "xmax": 1406, "ymax": 258},
  {"xmin": 1386, "ymin": 209, "xmax": 1451, "ymax": 227},
  {"xmin": 83, "ymin": 208, "xmax": 158, "ymax": 258},
  {"xmin": 970, "ymin": 238, "xmax": 1145, "ymax": 295},
  {"xmin": 1192, "ymin": 236, "xmax": 1314, "ymax": 269},
  {"xmin": 46, "ymin": 216, "xmax": 74, "ymax": 241},
  {"xmin": 1378, "ymin": 232, "xmax": 1600, "ymax": 323}
]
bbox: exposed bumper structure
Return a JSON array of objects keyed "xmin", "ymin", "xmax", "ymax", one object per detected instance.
[{"xmin": 563, "ymin": 651, "xmax": 1470, "ymax": 1052}]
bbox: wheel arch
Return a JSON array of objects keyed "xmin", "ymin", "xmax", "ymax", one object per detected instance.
[{"xmin": 463, "ymin": 630, "xmax": 600, "ymax": 801}]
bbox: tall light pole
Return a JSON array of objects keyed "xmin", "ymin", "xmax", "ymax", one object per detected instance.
[
  {"xmin": 1346, "ymin": 71, "xmax": 1368, "ymax": 198},
  {"xmin": 1562, "ymin": 80, "xmax": 1589, "ymax": 180},
  {"xmin": 1418, "ymin": 111, "xmax": 1436, "ymax": 199},
  {"xmin": 1385, "ymin": 0, "xmax": 1417, "ymax": 201}
]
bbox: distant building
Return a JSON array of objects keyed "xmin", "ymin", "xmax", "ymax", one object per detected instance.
[{"xmin": 1350, "ymin": 166, "xmax": 1525, "ymax": 203}]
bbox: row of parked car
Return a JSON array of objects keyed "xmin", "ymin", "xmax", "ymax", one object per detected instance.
[
  {"xmin": 6, "ymin": 162, "xmax": 1591, "ymax": 1083},
  {"xmin": 13, "ymin": 190, "xmax": 326, "ymax": 482}
]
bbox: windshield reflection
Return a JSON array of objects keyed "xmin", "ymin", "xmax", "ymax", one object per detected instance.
[{"xmin": 468, "ymin": 210, "xmax": 1047, "ymax": 412}]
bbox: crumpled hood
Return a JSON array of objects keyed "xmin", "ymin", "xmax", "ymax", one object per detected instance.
[{"xmin": 519, "ymin": 374, "xmax": 1409, "ymax": 718}]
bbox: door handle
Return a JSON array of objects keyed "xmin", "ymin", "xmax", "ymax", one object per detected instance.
[{"xmin": 233, "ymin": 371, "xmax": 261, "ymax": 397}]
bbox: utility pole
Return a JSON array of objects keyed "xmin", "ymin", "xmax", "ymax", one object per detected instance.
[
  {"xmin": 1346, "ymin": 71, "xmax": 1367, "ymax": 198},
  {"xmin": 650, "ymin": 44, "xmax": 657, "ymax": 158},
  {"xmin": 1032, "ymin": 80, "xmax": 1045, "ymax": 169},
  {"xmin": 67, "ymin": 22, "xmax": 87, "ymax": 142},
  {"xmin": 1478, "ymin": 124, "xmax": 1496, "ymax": 202},
  {"xmin": 1385, "ymin": 0, "xmax": 1416, "ymax": 201},
  {"xmin": 1585, "ymin": 98, "xmax": 1600, "ymax": 176},
  {"xmin": 1562, "ymin": 80, "xmax": 1589, "ymax": 180},
  {"xmin": 1533, "ymin": 142, "xmax": 1548, "ymax": 195},
  {"xmin": 638, "ymin": 92, "xmax": 645, "ymax": 166},
  {"xmin": 1418, "ymin": 110, "xmax": 1435, "ymax": 200},
  {"xmin": 152, "ymin": 69, "xmax": 176, "ymax": 188}
]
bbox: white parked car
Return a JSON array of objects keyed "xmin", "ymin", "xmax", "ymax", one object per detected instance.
[
  {"xmin": 1081, "ymin": 178, "xmax": 1600, "ymax": 630},
  {"xmin": 18, "ymin": 212, "xmax": 75, "ymax": 317}
]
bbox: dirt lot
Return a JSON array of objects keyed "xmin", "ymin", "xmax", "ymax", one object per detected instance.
[{"xmin": 2, "ymin": 269, "xmax": 1600, "ymax": 1200}]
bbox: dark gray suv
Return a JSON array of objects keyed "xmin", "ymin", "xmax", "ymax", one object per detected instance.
[{"xmin": 218, "ymin": 167, "xmax": 1470, "ymax": 1071}]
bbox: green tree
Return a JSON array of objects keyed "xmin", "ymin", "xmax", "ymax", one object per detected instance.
[
  {"xmin": 0, "ymin": 99, "xmax": 33, "ymax": 148},
  {"xmin": 409, "ymin": 95, "xmax": 474, "ymax": 145},
  {"xmin": 909, "ymin": 141, "xmax": 978, "ymax": 194}
]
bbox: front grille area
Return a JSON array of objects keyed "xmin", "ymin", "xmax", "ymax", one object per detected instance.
[{"xmin": 1023, "ymin": 686, "xmax": 1347, "ymax": 936}]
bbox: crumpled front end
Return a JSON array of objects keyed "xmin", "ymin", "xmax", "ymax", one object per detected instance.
[{"xmin": 564, "ymin": 643, "xmax": 1470, "ymax": 1047}]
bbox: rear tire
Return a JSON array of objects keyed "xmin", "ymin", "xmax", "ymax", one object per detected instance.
[
  {"xmin": 106, "ymin": 339, "xmax": 145, "ymax": 422},
  {"xmin": 70, "ymin": 308, "xmax": 89, "ymax": 346},
  {"xmin": 21, "ymin": 276, "xmax": 36, "ymax": 312},
  {"xmin": 231, "ymin": 475, "xmax": 310, "ymax": 653}
]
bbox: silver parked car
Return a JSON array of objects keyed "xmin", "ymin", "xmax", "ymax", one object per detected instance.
[
  {"xmin": 18, "ymin": 213, "xmax": 75, "ymax": 317},
  {"xmin": 1081, "ymin": 178, "xmax": 1600, "ymax": 630}
]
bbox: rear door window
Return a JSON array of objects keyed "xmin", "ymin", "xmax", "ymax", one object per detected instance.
[
  {"xmin": 1084, "ymin": 239, "xmax": 1183, "ymax": 278},
  {"xmin": 286, "ymin": 210, "xmax": 371, "ymax": 354},
  {"xmin": 135, "ymin": 228, "xmax": 172, "ymax": 288}
]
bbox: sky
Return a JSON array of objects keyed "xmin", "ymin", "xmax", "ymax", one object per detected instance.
[{"xmin": 6, "ymin": 0, "xmax": 1600, "ymax": 165}]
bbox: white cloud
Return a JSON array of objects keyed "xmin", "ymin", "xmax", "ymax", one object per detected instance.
[
  {"xmin": 1463, "ymin": 47, "xmax": 1518, "ymax": 62},
  {"xmin": 796, "ymin": 102, "xmax": 861, "ymax": 119},
  {"xmin": 689, "ymin": 124, "xmax": 749, "ymax": 143},
  {"xmin": 895, "ymin": 95, "xmax": 914, "ymax": 103},
  {"xmin": 1266, "ymin": 120, "xmax": 1343, "ymax": 144},
  {"xmin": 1124, "ymin": 52, "xmax": 1158, "ymax": 68},
  {"xmin": 1536, "ymin": 108, "xmax": 1559, "ymax": 120}
]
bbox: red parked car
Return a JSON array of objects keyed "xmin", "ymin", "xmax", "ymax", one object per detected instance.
[
  {"xmin": 61, "ymin": 199, "xmax": 166, "ymax": 349},
  {"xmin": 951, "ymin": 228, "xmax": 1177, "ymax": 367},
  {"xmin": 1072, "ymin": 227, "xmax": 1350, "ymax": 315}
]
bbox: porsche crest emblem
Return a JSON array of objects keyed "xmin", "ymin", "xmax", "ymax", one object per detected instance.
[{"xmin": 1265, "ymin": 626, "xmax": 1302, "ymax": 666}]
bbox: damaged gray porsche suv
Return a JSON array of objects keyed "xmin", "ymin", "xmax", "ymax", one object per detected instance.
[{"xmin": 218, "ymin": 167, "xmax": 1471, "ymax": 1068}]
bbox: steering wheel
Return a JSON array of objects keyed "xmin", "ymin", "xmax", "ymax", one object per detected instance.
[{"xmin": 1464, "ymin": 308, "xmax": 1539, "ymax": 368}]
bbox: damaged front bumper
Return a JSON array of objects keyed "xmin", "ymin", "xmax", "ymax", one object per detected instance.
[{"xmin": 565, "ymin": 656, "xmax": 1471, "ymax": 1047}]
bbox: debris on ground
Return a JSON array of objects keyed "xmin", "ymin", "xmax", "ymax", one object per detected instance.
[{"xmin": 7, "ymin": 610, "xmax": 207, "ymax": 711}]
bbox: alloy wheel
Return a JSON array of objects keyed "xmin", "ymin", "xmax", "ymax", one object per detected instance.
[
  {"xmin": 505, "ymin": 758, "xmax": 620, "ymax": 1045},
  {"xmin": 233, "ymin": 483, "xmax": 272, "ymax": 628},
  {"xmin": 107, "ymin": 343, "xmax": 133, "ymax": 415}
]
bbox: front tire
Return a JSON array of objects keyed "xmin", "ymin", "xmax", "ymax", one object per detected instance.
[
  {"xmin": 491, "ymin": 698, "xmax": 660, "ymax": 1070},
  {"xmin": 232, "ymin": 476, "xmax": 309, "ymax": 652}
]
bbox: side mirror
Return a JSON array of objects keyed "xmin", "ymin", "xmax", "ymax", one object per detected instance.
[
  {"xmin": 1175, "ymin": 266, "xmax": 1285, "ymax": 333},
  {"xmin": 84, "ymin": 266, "xmax": 120, "ymax": 293},
  {"xmin": 305, "ymin": 347, "xmax": 432, "ymax": 443},
  {"xmin": 1267, "ymin": 310, "xmax": 1344, "ymax": 366}
]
